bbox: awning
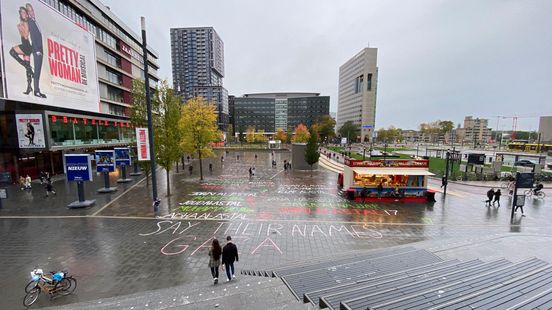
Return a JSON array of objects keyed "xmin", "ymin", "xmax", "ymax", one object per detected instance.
[{"xmin": 352, "ymin": 167, "xmax": 435, "ymax": 176}]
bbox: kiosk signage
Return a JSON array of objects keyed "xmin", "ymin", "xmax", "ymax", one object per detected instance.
[
  {"xmin": 95, "ymin": 150, "xmax": 115, "ymax": 172},
  {"xmin": 64, "ymin": 154, "xmax": 95, "ymax": 208}
]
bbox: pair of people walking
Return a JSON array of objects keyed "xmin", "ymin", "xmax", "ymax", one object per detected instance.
[
  {"xmin": 485, "ymin": 188, "xmax": 501, "ymax": 207},
  {"xmin": 208, "ymin": 236, "xmax": 239, "ymax": 284}
]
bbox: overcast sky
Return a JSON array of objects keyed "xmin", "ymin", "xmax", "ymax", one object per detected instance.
[{"xmin": 102, "ymin": 0, "xmax": 552, "ymax": 131}]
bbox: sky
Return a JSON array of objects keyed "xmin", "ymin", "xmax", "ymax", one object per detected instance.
[{"xmin": 102, "ymin": 0, "xmax": 552, "ymax": 131}]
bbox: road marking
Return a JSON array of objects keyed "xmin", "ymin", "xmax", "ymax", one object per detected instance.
[
  {"xmin": 269, "ymin": 169, "xmax": 285, "ymax": 180},
  {"xmin": 428, "ymin": 186, "xmax": 465, "ymax": 197},
  {"xmin": 91, "ymin": 172, "xmax": 151, "ymax": 216}
]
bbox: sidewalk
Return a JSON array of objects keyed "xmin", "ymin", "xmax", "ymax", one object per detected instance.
[{"xmin": 0, "ymin": 168, "xmax": 146, "ymax": 216}]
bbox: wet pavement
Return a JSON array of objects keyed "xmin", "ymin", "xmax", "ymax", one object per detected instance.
[{"xmin": 1, "ymin": 150, "xmax": 552, "ymax": 309}]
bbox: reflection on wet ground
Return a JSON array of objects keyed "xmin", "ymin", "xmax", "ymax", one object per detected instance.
[{"xmin": 1, "ymin": 150, "xmax": 552, "ymax": 308}]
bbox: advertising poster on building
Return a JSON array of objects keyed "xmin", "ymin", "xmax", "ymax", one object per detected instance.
[
  {"xmin": 114, "ymin": 147, "xmax": 131, "ymax": 167},
  {"xmin": 15, "ymin": 114, "xmax": 45, "ymax": 148},
  {"xmin": 95, "ymin": 150, "xmax": 115, "ymax": 172},
  {"xmin": 0, "ymin": 0, "xmax": 99, "ymax": 112},
  {"xmin": 65, "ymin": 154, "xmax": 92, "ymax": 182},
  {"xmin": 135, "ymin": 128, "xmax": 150, "ymax": 161}
]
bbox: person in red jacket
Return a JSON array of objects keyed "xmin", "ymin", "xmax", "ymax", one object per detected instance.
[{"xmin": 222, "ymin": 236, "xmax": 239, "ymax": 281}]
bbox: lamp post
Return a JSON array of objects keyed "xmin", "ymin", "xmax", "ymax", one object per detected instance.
[{"xmin": 141, "ymin": 17, "xmax": 159, "ymax": 212}]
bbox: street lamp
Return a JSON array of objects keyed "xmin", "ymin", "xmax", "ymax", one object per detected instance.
[{"xmin": 141, "ymin": 17, "xmax": 158, "ymax": 213}]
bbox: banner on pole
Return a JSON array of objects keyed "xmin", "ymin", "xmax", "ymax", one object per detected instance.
[{"xmin": 135, "ymin": 128, "xmax": 150, "ymax": 161}]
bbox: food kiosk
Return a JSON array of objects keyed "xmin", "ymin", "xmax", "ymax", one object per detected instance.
[{"xmin": 342, "ymin": 159, "xmax": 434, "ymax": 202}]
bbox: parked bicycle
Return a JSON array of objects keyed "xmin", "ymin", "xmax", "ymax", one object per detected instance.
[{"xmin": 23, "ymin": 268, "xmax": 77, "ymax": 307}]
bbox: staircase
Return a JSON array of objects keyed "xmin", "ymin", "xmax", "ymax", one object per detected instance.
[{"xmin": 242, "ymin": 246, "xmax": 552, "ymax": 310}]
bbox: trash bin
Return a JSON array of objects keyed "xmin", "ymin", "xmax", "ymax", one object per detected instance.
[{"xmin": 426, "ymin": 190, "xmax": 436, "ymax": 202}]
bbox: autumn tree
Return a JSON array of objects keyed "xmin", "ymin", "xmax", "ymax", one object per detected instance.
[
  {"xmin": 254, "ymin": 130, "xmax": 268, "ymax": 143},
  {"xmin": 439, "ymin": 120, "xmax": 454, "ymax": 143},
  {"xmin": 274, "ymin": 128, "xmax": 287, "ymax": 142},
  {"xmin": 245, "ymin": 127, "xmax": 255, "ymax": 144},
  {"xmin": 292, "ymin": 123, "xmax": 310, "ymax": 143},
  {"xmin": 312, "ymin": 115, "xmax": 336, "ymax": 144},
  {"xmin": 305, "ymin": 127, "xmax": 320, "ymax": 176},
  {"xmin": 179, "ymin": 97, "xmax": 220, "ymax": 181}
]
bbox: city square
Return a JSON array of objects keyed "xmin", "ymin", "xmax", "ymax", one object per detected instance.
[
  {"xmin": 1, "ymin": 150, "xmax": 552, "ymax": 308},
  {"xmin": 1, "ymin": 0, "xmax": 552, "ymax": 309}
]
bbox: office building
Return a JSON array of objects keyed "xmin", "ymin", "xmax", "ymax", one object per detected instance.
[
  {"xmin": 0, "ymin": 0, "xmax": 159, "ymax": 182},
  {"xmin": 233, "ymin": 92, "xmax": 329, "ymax": 135},
  {"xmin": 337, "ymin": 48, "xmax": 378, "ymax": 142},
  {"xmin": 170, "ymin": 27, "xmax": 228, "ymax": 131}
]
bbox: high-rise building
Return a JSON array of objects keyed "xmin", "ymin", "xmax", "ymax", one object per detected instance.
[
  {"xmin": 170, "ymin": 27, "xmax": 228, "ymax": 131},
  {"xmin": 232, "ymin": 92, "xmax": 329, "ymax": 135},
  {"xmin": 0, "ymin": 0, "xmax": 159, "ymax": 181},
  {"xmin": 337, "ymin": 48, "xmax": 378, "ymax": 142}
]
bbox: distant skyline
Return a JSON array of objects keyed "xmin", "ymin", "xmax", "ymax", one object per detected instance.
[{"xmin": 102, "ymin": 0, "xmax": 552, "ymax": 131}]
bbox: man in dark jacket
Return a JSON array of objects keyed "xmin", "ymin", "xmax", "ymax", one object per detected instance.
[
  {"xmin": 222, "ymin": 236, "xmax": 239, "ymax": 281},
  {"xmin": 486, "ymin": 188, "xmax": 495, "ymax": 206}
]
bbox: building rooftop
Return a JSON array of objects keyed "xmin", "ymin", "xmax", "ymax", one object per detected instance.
[{"xmin": 242, "ymin": 92, "xmax": 321, "ymax": 99}]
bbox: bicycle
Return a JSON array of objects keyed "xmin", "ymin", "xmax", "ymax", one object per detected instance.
[
  {"xmin": 23, "ymin": 268, "xmax": 77, "ymax": 307},
  {"xmin": 524, "ymin": 189, "xmax": 546, "ymax": 200}
]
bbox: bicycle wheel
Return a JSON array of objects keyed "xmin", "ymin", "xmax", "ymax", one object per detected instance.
[
  {"xmin": 25, "ymin": 280, "xmax": 38, "ymax": 293},
  {"xmin": 23, "ymin": 287, "xmax": 40, "ymax": 307},
  {"xmin": 58, "ymin": 277, "xmax": 77, "ymax": 296},
  {"xmin": 536, "ymin": 192, "xmax": 546, "ymax": 199}
]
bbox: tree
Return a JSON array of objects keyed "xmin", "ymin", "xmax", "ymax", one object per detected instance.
[
  {"xmin": 179, "ymin": 97, "xmax": 219, "ymax": 181},
  {"xmin": 274, "ymin": 128, "xmax": 287, "ymax": 142},
  {"xmin": 130, "ymin": 79, "xmax": 158, "ymax": 185},
  {"xmin": 292, "ymin": 123, "xmax": 310, "ymax": 143},
  {"xmin": 312, "ymin": 115, "xmax": 336, "ymax": 144},
  {"xmin": 439, "ymin": 120, "xmax": 454, "ymax": 143},
  {"xmin": 238, "ymin": 125, "xmax": 245, "ymax": 144},
  {"xmin": 254, "ymin": 129, "xmax": 268, "ymax": 143},
  {"xmin": 153, "ymin": 80, "xmax": 183, "ymax": 196},
  {"xmin": 338, "ymin": 121, "xmax": 360, "ymax": 143},
  {"xmin": 246, "ymin": 127, "xmax": 255, "ymax": 144},
  {"xmin": 304, "ymin": 127, "xmax": 320, "ymax": 176}
]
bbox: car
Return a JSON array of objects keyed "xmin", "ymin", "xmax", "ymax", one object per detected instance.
[{"xmin": 514, "ymin": 160, "xmax": 536, "ymax": 167}]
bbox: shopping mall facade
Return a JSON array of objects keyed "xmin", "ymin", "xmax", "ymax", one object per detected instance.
[{"xmin": 0, "ymin": 0, "xmax": 159, "ymax": 182}]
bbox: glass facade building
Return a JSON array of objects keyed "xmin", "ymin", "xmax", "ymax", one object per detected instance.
[{"xmin": 233, "ymin": 93, "xmax": 330, "ymax": 136}]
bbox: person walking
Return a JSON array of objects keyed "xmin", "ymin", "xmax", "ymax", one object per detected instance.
[
  {"xmin": 188, "ymin": 164, "xmax": 193, "ymax": 176},
  {"xmin": 514, "ymin": 204, "xmax": 526, "ymax": 217},
  {"xmin": 493, "ymin": 189, "xmax": 501, "ymax": 207},
  {"xmin": 25, "ymin": 174, "xmax": 32, "ymax": 190},
  {"xmin": 254, "ymin": 154, "xmax": 257, "ymax": 160},
  {"xmin": 485, "ymin": 188, "xmax": 495, "ymax": 206},
  {"xmin": 45, "ymin": 179, "xmax": 56, "ymax": 197},
  {"xmin": 221, "ymin": 155, "xmax": 224, "ymax": 163},
  {"xmin": 248, "ymin": 167, "xmax": 252, "ymax": 178},
  {"xmin": 209, "ymin": 163, "xmax": 213, "ymax": 173},
  {"xmin": 208, "ymin": 239, "xmax": 222, "ymax": 285},
  {"xmin": 222, "ymin": 236, "xmax": 239, "ymax": 281},
  {"xmin": 19, "ymin": 176, "xmax": 26, "ymax": 190}
]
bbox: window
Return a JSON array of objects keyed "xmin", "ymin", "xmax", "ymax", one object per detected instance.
[
  {"xmin": 105, "ymin": 51, "xmax": 121, "ymax": 68},
  {"xmin": 354, "ymin": 74, "xmax": 364, "ymax": 94},
  {"xmin": 367, "ymin": 73, "xmax": 373, "ymax": 91},
  {"xmin": 106, "ymin": 69, "xmax": 122, "ymax": 85}
]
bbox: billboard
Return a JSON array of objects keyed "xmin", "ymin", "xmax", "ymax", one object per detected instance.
[
  {"xmin": 135, "ymin": 127, "xmax": 150, "ymax": 161},
  {"xmin": 114, "ymin": 147, "xmax": 131, "ymax": 167},
  {"xmin": 65, "ymin": 154, "xmax": 92, "ymax": 182},
  {"xmin": 15, "ymin": 113, "xmax": 45, "ymax": 148},
  {"xmin": 0, "ymin": 0, "xmax": 99, "ymax": 112},
  {"xmin": 95, "ymin": 150, "xmax": 115, "ymax": 172}
]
